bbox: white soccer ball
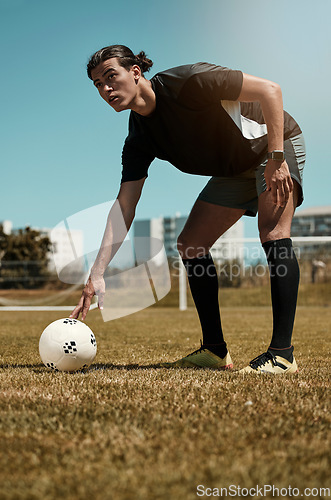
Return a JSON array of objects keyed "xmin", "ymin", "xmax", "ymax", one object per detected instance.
[{"xmin": 39, "ymin": 318, "xmax": 97, "ymax": 372}]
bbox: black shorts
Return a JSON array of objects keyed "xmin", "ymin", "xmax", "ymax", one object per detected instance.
[{"xmin": 198, "ymin": 133, "xmax": 306, "ymax": 217}]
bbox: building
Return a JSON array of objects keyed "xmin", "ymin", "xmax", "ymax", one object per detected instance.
[
  {"xmin": 1, "ymin": 220, "xmax": 13, "ymax": 235},
  {"xmin": 291, "ymin": 207, "xmax": 331, "ymax": 282},
  {"xmin": 291, "ymin": 206, "xmax": 331, "ymax": 237},
  {"xmin": 41, "ymin": 226, "xmax": 84, "ymax": 275},
  {"xmin": 134, "ymin": 214, "xmax": 244, "ymax": 263}
]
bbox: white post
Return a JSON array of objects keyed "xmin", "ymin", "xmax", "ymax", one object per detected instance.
[{"xmin": 179, "ymin": 258, "xmax": 187, "ymax": 311}]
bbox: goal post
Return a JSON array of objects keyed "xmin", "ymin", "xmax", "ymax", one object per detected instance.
[
  {"xmin": 178, "ymin": 259, "xmax": 187, "ymax": 311},
  {"xmin": 176, "ymin": 236, "xmax": 331, "ymax": 311}
]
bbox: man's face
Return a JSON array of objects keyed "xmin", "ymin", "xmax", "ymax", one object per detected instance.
[{"xmin": 91, "ymin": 58, "xmax": 140, "ymax": 112}]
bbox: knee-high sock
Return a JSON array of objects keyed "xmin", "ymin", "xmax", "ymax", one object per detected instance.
[
  {"xmin": 262, "ymin": 238, "xmax": 300, "ymax": 351},
  {"xmin": 182, "ymin": 253, "xmax": 226, "ymax": 354}
]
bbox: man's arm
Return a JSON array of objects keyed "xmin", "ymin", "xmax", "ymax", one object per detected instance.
[
  {"xmin": 237, "ymin": 73, "xmax": 293, "ymax": 206},
  {"xmin": 90, "ymin": 178, "xmax": 146, "ymax": 277},
  {"xmin": 70, "ymin": 177, "xmax": 146, "ymax": 320}
]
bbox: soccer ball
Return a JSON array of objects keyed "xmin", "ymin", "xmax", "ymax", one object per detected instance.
[{"xmin": 39, "ymin": 318, "xmax": 97, "ymax": 372}]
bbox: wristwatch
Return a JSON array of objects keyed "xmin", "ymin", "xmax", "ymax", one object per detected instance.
[{"xmin": 267, "ymin": 150, "xmax": 285, "ymax": 161}]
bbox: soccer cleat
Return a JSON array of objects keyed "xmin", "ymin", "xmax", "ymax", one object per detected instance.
[
  {"xmin": 240, "ymin": 351, "xmax": 298, "ymax": 374},
  {"xmin": 160, "ymin": 343, "xmax": 233, "ymax": 369}
]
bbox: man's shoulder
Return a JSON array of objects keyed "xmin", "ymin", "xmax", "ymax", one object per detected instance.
[
  {"xmin": 151, "ymin": 62, "xmax": 226, "ymax": 98},
  {"xmin": 152, "ymin": 62, "xmax": 220, "ymax": 82}
]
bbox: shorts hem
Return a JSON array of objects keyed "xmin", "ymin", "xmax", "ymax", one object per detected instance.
[{"xmin": 197, "ymin": 194, "xmax": 258, "ymax": 217}]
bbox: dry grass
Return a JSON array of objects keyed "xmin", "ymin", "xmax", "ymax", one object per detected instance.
[{"xmin": 0, "ymin": 305, "xmax": 330, "ymax": 500}]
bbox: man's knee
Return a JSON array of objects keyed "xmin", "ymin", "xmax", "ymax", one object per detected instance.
[
  {"xmin": 258, "ymin": 224, "xmax": 289, "ymax": 243},
  {"xmin": 258, "ymin": 210, "xmax": 294, "ymax": 242},
  {"xmin": 177, "ymin": 233, "xmax": 195, "ymax": 259},
  {"xmin": 177, "ymin": 233, "xmax": 210, "ymax": 259}
]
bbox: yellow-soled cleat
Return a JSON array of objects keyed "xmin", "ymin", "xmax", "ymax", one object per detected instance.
[
  {"xmin": 240, "ymin": 351, "xmax": 298, "ymax": 374},
  {"xmin": 161, "ymin": 344, "xmax": 233, "ymax": 370}
]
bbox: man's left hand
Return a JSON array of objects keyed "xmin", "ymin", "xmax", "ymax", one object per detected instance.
[{"xmin": 264, "ymin": 159, "xmax": 293, "ymax": 207}]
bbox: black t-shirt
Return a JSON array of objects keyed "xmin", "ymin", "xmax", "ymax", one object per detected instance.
[{"xmin": 121, "ymin": 63, "xmax": 301, "ymax": 183}]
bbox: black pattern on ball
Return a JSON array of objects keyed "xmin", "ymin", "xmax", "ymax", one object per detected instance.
[
  {"xmin": 63, "ymin": 341, "xmax": 78, "ymax": 354},
  {"xmin": 63, "ymin": 319, "xmax": 78, "ymax": 325},
  {"xmin": 46, "ymin": 362, "xmax": 58, "ymax": 371}
]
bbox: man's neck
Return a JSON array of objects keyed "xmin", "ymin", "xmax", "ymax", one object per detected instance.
[{"xmin": 131, "ymin": 79, "xmax": 156, "ymax": 117}]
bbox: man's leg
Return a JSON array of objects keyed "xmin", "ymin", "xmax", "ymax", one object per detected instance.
[
  {"xmin": 241, "ymin": 182, "xmax": 300, "ymax": 374},
  {"xmin": 162, "ymin": 200, "xmax": 245, "ymax": 368}
]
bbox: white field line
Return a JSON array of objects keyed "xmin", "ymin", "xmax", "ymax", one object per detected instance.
[
  {"xmin": 0, "ymin": 303, "xmax": 98, "ymax": 312},
  {"xmin": 219, "ymin": 237, "xmax": 331, "ymax": 243}
]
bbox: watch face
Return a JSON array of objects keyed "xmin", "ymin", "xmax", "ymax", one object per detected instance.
[{"xmin": 268, "ymin": 151, "xmax": 285, "ymax": 161}]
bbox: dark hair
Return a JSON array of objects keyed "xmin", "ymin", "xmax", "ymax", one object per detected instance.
[{"xmin": 87, "ymin": 44, "xmax": 153, "ymax": 79}]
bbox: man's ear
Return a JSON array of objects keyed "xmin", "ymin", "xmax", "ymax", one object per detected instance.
[{"xmin": 131, "ymin": 64, "xmax": 141, "ymax": 83}]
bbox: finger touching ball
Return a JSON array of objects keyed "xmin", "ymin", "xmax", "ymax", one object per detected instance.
[{"xmin": 39, "ymin": 318, "xmax": 97, "ymax": 372}]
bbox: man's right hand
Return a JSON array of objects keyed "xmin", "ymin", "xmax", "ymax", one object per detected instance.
[{"xmin": 69, "ymin": 275, "xmax": 105, "ymax": 321}]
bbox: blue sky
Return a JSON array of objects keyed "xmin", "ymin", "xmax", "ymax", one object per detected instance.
[{"xmin": 1, "ymin": 0, "xmax": 330, "ymax": 238}]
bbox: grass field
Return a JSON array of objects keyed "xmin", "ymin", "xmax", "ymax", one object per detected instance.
[{"xmin": 0, "ymin": 304, "xmax": 330, "ymax": 500}]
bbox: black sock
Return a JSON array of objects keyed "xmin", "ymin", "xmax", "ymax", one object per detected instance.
[
  {"xmin": 268, "ymin": 346, "xmax": 294, "ymax": 363},
  {"xmin": 202, "ymin": 342, "xmax": 228, "ymax": 359},
  {"xmin": 262, "ymin": 238, "xmax": 299, "ymax": 359},
  {"xmin": 182, "ymin": 253, "xmax": 227, "ymax": 358}
]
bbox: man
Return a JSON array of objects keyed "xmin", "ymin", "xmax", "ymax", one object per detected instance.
[{"xmin": 70, "ymin": 45, "xmax": 306, "ymax": 374}]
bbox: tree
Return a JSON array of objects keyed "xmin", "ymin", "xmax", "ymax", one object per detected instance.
[{"xmin": 0, "ymin": 225, "xmax": 51, "ymax": 288}]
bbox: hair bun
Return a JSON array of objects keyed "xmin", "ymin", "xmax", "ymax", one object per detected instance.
[{"xmin": 135, "ymin": 51, "xmax": 153, "ymax": 73}]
